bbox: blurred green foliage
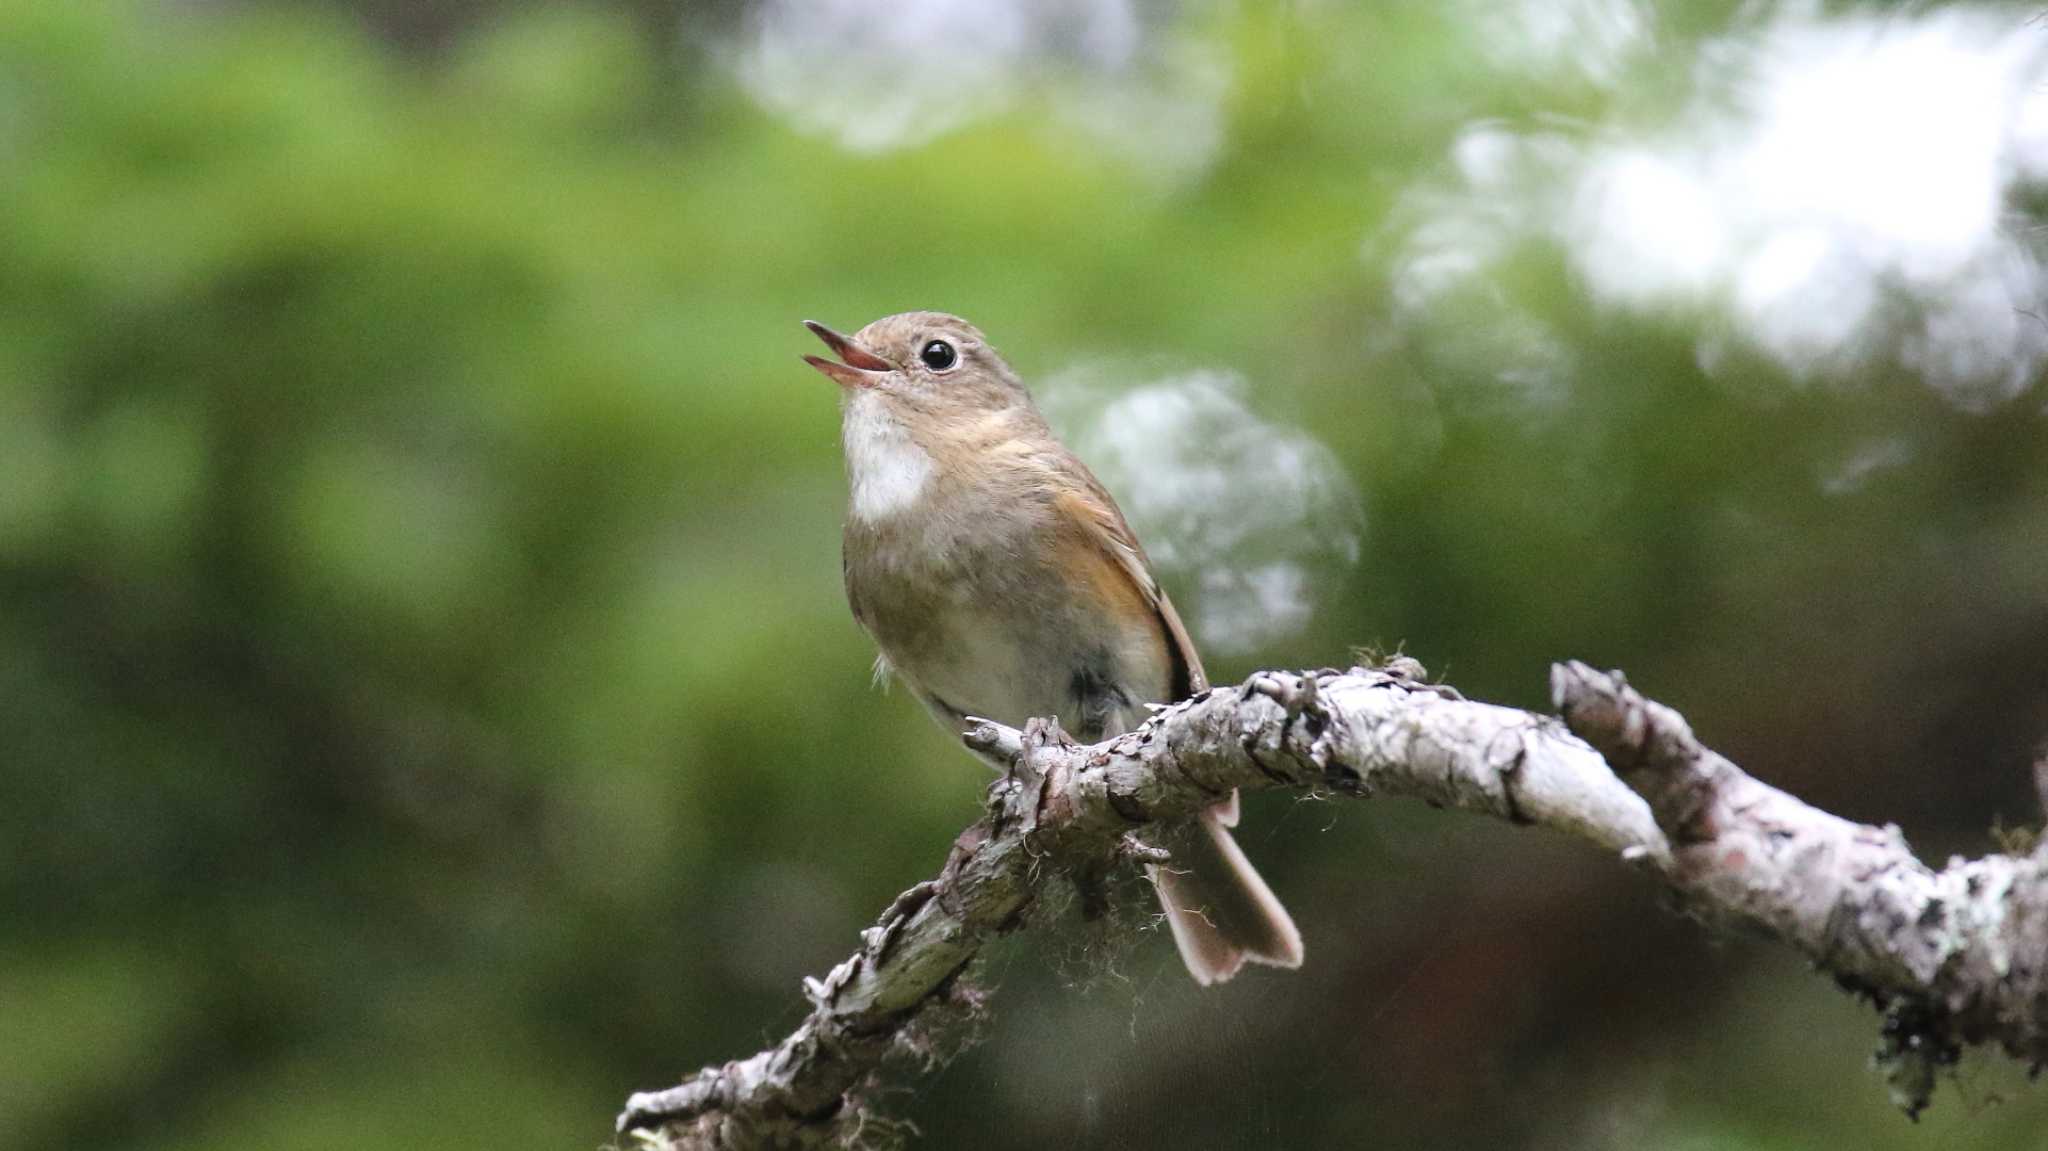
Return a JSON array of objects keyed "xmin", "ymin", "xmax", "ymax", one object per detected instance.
[{"xmin": 4, "ymin": 2, "xmax": 2048, "ymax": 1149}]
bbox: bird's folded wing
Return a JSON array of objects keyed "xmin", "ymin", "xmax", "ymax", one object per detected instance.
[{"xmin": 1047, "ymin": 470, "xmax": 1208, "ymax": 699}]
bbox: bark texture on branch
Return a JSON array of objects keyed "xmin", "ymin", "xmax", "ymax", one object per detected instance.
[
  {"xmin": 617, "ymin": 660, "xmax": 2048, "ymax": 1147},
  {"xmin": 1552, "ymin": 661, "xmax": 2048, "ymax": 1114}
]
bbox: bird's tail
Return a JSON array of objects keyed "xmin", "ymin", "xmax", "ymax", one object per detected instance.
[{"xmin": 1149, "ymin": 795, "xmax": 1303, "ymax": 985}]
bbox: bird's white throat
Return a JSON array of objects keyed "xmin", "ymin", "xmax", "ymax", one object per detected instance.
[{"xmin": 842, "ymin": 390, "xmax": 933, "ymax": 523}]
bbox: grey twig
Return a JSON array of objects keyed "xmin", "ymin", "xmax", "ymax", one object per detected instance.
[{"xmin": 617, "ymin": 661, "xmax": 2047, "ymax": 1146}]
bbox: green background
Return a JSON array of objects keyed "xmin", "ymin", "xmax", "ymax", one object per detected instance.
[{"xmin": 6, "ymin": 2, "xmax": 2048, "ymax": 1148}]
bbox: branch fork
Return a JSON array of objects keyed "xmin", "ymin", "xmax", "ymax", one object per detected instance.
[{"xmin": 619, "ymin": 660, "xmax": 2048, "ymax": 1146}]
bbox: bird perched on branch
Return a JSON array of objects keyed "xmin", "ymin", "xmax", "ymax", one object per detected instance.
[{"xmin": 803, "ymin": 311, "xmax": 1302, "ymax": 985}]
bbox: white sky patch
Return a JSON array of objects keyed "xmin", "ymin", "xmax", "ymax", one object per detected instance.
[
  {"xmin": 1395, "ymin": 5, "xmax": 2048, "ymax": 410},
  {"xmin": 1730, "ymin": 225, "xmax": 1880, "ymax": 375},
  {"xmin": 732, "ymin": 0, "xmax": 1028, "ymax": 152},
  {"xmin": 2016, "ymin": 78, "xmax": 2048, "ymax": 181},
  {"xmin": 1385, "ymin": 123, "xmax": 1585, "ymax": 417},
  {"xmin": 1581, "ymin": 8, "xmax": 2048, "ymax": 389},
  {"xmin": 1051, "ymin": 32, "xmax": 1230, "ymax": 181},
  {"xmin": 1901, "ymin": 241, "xmax": 2048, "ymax": 413},
  {"xmin": 726, "ymin": 0, "xmax": 1229, "ymax": 180},
  {"xmin": 1200, "ymin": 563, "xmax": 1313, "ymax": 651},
  {"xmin": 1570, "ymin": 148, "xmax": 1728, "ymax": 304},
  {"xmin": 1739, "ymin": 19, "xmax": 2008, "ymax": 281},
  {"xmin": 1473, "ymin": 0, "xmax": 1654, "ymax": 89},
  {"xmin": 1038, "ymin": 365, "xmax": 1364, "ymax": 656}
]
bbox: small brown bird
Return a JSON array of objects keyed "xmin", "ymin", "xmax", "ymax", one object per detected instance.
[{"xmin": 804, "ymin": 311, "xmax": 1302, "ymax": 985}]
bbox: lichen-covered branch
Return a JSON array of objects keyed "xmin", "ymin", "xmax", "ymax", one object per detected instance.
[
  {"xmin": 617, "ymin": 660, "xmax": 2048, "ymax": 1147},
  {"xmin": 1551, "ymin": 661, "xmax": 2048, "ymax": 1115}
]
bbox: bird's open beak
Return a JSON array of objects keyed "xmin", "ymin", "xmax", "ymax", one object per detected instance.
[{"xmin": 802, "ymin": 320, "xmax": 892, "ymax": 388}]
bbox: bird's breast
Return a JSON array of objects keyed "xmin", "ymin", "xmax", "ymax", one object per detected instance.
[
  {"xmin": 844, "ymin": 514, "xmax": 1172, "ymax": 737},
  {"xmin": 841, "ymin": 391, "xmax": 935, "ymax": 524}
]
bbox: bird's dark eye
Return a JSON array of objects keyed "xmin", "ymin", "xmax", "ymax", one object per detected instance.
[{"xmin": 919, "ymin": 339, "xmax": 957, "ymax": 371}]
